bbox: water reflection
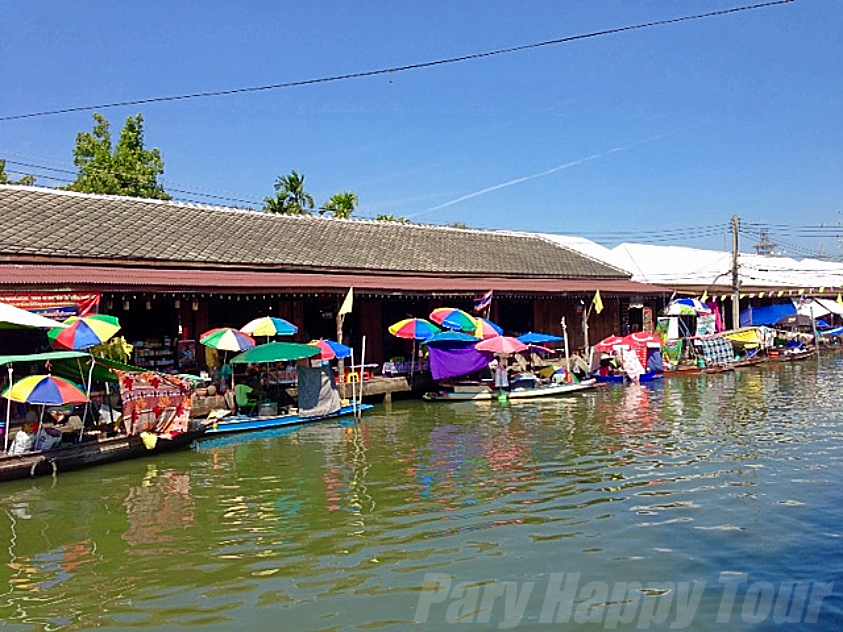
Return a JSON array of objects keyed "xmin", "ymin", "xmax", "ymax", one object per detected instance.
[{"xmin": 0, "ymin": 358, "xmax": 840, "ymax": 629}]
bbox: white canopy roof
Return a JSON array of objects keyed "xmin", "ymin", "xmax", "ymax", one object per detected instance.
[{"xmin": 0, "ymin": 301, "xmax": 67, "ymax": 329}]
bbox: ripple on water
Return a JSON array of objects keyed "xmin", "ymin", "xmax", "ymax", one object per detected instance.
[{"xmin": 1, "ymin": 360, "xmax": 843, "ymax": 629}]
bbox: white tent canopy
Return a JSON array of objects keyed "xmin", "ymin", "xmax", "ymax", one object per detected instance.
[{"xmin": 0, "ymin": 301, "xmax": 68, "ymax": 329}]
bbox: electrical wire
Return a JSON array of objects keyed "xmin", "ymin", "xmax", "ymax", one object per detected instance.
[{"xmin": 0, "ymin": 0, "xmax": 795, "ymax": 122}]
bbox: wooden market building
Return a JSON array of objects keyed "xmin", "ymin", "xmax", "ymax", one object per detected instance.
[{"xmin": 0, "ymin": 185, "xmax": 668, "ymax": 371}]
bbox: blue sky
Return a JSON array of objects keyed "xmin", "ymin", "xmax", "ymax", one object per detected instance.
[{"xmin": 1, "ymin": 1, "xmax": 840, "ymax": 252}]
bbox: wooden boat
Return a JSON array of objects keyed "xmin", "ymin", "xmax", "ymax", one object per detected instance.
[
  {"xmin": 732, "ymin": 356, "xmax": 767, "ymax": 369},
  {"xmin": 594, "ymin": 372, "xmax": 663, "ymax": 384},
  {"xmin": 423, "ymin": 379, "xmax": 598, "ymax": 401},
  {"xmin": 204, "ymin": 404, "xmax": 373, "ymax": 435},
  {"xmin": 664, "ymin": 365, "xmax": 705, "ymax": 378},
  {"xmin": 0, "ymin": 429, "xmax": 205, "ymax": 483}
]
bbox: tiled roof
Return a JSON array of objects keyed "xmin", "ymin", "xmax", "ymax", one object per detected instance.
[{"xmin": 0, "ymin": 186, "xmax": 629, "ymax": 279}]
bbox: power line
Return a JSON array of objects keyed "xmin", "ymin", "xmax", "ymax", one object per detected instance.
[
  {"xmin": 3, "ymin": 159, "xmax": 263, "ymax": 207},
  {"xmin": 0, "ymin": 0, "xmax": 795, "ymax": 122}
]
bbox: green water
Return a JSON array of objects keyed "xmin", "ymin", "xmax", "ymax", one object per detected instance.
[{"xmin": 1, "ymin": 358, "xmax": 842, "ymax": 630}]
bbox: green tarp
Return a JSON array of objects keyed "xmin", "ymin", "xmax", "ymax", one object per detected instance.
[{"xmin": 230, "ymin": 342, "xmax": 319, "ymax": 364}]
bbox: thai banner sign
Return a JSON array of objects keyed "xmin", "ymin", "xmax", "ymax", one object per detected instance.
[
  {"xmin": 114, "ymin": 371, "xmax": 192, "ymax": 436},
  {"xmin": 0, "ymin": 292, "xmax": 100, "ymax": 321}
]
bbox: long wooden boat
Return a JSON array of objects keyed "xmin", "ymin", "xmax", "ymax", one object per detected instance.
[
  {"xmin": 204, "ymin": 404, "xmax": 374, "ymax": 435},
  {"xmin": 732, "ymin": 356, "xmax": 767, "ymax": 369},
  {"xmin": 0, "ymin": 429, "xmax": 205, "ymax": 483},
  {"xmin": 594, "ymin": 372, "xmax": 663, "ymax": 384},
  {"xmin": 423, "ymin": 379, "xmax": 598, "ymax": 402}
]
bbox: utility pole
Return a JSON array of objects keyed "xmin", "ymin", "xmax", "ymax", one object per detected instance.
[{"xmin": 731, "ymin": 215, "xmax": 741, "ymax": 329}]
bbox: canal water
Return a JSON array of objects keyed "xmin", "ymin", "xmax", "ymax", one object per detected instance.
[{"xmin": 0, "ymin": 358, "xmax": 842, "ymax": 630}]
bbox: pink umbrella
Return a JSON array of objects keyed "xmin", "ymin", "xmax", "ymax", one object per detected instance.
[
  {"xmin": 475, "ymin": 336, "xmax": 528, "ymax": 355},
  {"xmin": 594, "ymin": 335, "xmax": 626, "ymax": 353},
  {"xmin": 623, "ymin": 332, "xmax": 662, "ymax": 347}
]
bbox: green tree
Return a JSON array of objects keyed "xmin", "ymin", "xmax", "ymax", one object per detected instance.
[
  {"xmin": 0, "ymin": 160, "xmax": 36, "ymax": 186},
  {"xmin": 264, "ymin": 170, "xmax": 315, "ymax": 215},
  {"xmin": 375, "ymin": 213, "xmax": 412, "ymax": 224},
  {"xmin": 69, "ymin": 113, "xmax": 170, "ymax": 199},
  {"xmin": 322, "ymin": 191, "xmax": 358, "ymax": 219}
]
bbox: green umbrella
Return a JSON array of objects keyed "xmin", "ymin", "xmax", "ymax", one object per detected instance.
[{"xmin": 230, "ymin": 342, "xmax": 320, "ymax": 364}]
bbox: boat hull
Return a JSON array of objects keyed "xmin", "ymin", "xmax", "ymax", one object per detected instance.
[
  {"xmin": 595, "ymin": 372, "xmax": 663, "ymax": 384},
  {"xmin": 205, "ymin": 404, "xmax": 373, "ymax": 435},
  {"xmin": 0, "ymin": 429, "xmax": 205, "ymax": 483},
  {"xmin": 424, "ymin": 379, "xmax": 598, "ymax": 401}
]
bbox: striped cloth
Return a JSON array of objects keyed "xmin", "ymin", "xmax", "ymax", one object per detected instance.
[{"xmin": 694, "ymin": 337, "xmax": 735, "ymax": 366}]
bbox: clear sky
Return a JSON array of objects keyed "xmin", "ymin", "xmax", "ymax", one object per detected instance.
[{"xmin": 1, "ymin": 1, "xmax": 840, "ymax": 252}]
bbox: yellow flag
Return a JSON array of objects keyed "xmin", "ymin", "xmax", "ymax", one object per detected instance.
[
  {"xmin": 777, "ymin": 290, "xmax": 784, "ymax": 297},
  {"xmin": 592, "ymin": 290, "xmax": 604, "ymax": 314},
  {"xmin": 758, "ymin": 291, "xmax": 765, "ymax": 299},
  {"xmin": 701, "ymin": 290, "xmax": 708, "ymax": 303},
  {"xmin": 837, "ymin": 293, "xmax": 843, "ymax": 305},
  {"xmin": 338, "ymin": 287, "xmax": 354, "ymax": 316},
  {"xmin": 820, "ymin": 286, "xmax": 826, "ymax": 294}
]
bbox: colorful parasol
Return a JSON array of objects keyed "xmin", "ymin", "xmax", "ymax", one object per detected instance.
[
  {"xmin": 388, "ymin": 318, "xmax": 440, "ymax": 341},
  {"xmin": 241, "ymin": 316, "xmax": 298, "ymax": 337},
  {"xmin": 3, "ymin": 374, "xmax": 89, "ymax": 406},
  {"xmin": 309, "ymin": 339, "xmax": 352, "ymax": 361},
  {"xmin": 475, "ymin": 335, "xmax": 528, "ymax": 355},
  {"xmin": 473, "ymin": 317, "xmax": 503, "ymax": 339},
  {"xmin": 48, "ymin": 314, "xmax": 121, "ymax": 351},
  {"xmin": 518, "ymin": 331, "xmax": 563, "ymax": 345},
  {"xmin": 200, "ymin": 327, "xmax": 256, "ymax": 352},
  {"xmin": 429, "ymin": 308, "xmax": 477, "ymax": 333}
]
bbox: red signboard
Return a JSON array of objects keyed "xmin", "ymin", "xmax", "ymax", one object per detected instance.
[{"xmin": 0, "ymin": 292, "xmax": 100, "ymax": 321}]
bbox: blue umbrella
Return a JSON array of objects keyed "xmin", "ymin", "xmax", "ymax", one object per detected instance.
[
  {"xmin": 423, "ymin": 331, "xmax": 479, "ymax": 346},
  {"xmin": 518, "ymin": 331, "xmax": 564, "ymax": 345}
]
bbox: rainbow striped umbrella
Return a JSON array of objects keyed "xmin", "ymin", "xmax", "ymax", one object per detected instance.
[
  {"xmin": 241, "ymin": 316, "xmax": 298, "ymax": 337},
  {"xmin": 48, "ymin": 314, "xmax": 121, "ymax": 351},
  {"xmin": 388, "ymin": 318, "xmax": 440, "ymax": 341},
  {"xmin": 200, "ymin": 327, "xmax": 256, "ymax": 352},
  {"xmin": 3, "ymin": 375, "xmax": 89, "ymax": 406},
  {"xmin": 430, "ymin": 307, "xmax": 477, "ymax": 333},
  {"xmin": 309, "ymin": 339, "xmax": 352, "ymax": 361},
  {"xmin": 473, "ymin": 317, "xmax": 503, "ymax": 339}
]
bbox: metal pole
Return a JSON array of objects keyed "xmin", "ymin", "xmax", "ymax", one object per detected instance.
[
  {"xmin": 4, "ymin": 366, "xmax": 13, "ymax": 453},
  {"xmin": 78, "ymin": 357, "xmax": 96, "ymax": 441},
  {"xmin": 358, "ymin": 335, "xmax": 367, "ymax": 418},
  {"xmin": 349, "ymin": 347, "xmax": 357, "ymax": 416},
  {"xmin": 582, "ymin": 304, "xmax": 591, "ymax": 355},
  {"xmin": 810, "ymin": 300, "xmax": 820, "ymax": 357},
  {"xmin": 731, "ymin": 215, "xmax": 741, "ymax": 329}
]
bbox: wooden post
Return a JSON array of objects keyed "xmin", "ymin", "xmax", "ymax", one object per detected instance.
[
  {"xmin": 561, "ymin": 316, "xmax": 571, "ymax": 374},
  {"xmin": 336, "ymin": 311, "xmax": 346, "ymax": 399}
]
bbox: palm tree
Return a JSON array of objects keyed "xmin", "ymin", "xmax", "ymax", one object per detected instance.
[
  {"xmin": 323, "ymin": 192, "xmax": 358, "ymax": 219},
  {"xmin": 263, "ymin": 170, "xmax": 315, "ymax": 215}
]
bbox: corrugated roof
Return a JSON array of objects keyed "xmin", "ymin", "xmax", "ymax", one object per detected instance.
[{"xmin": 0, "ymin": 186, "xmax": 629, "ymax": 279}]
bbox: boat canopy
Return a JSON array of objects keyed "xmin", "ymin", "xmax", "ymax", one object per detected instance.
[{"xmin": 0, "ymin": 351, "xmax": 89, "ymax": 366}]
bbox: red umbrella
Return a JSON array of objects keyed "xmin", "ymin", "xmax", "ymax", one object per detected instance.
[
  {"xmin": 623, "ymin": 332, "xmax": 662, "ymax": 347},
  {"xmin": 475, "ymin": 336, "xmax": 528, "ymax": 355},
  {"xmin": 594, "ymin": 335, "xmax": 626, "ymax": 353}
]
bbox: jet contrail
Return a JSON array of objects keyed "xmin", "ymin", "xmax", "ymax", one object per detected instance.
[{"xmin": 409, "ymin": 135, "xmax": 664, "ymax": 220}]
